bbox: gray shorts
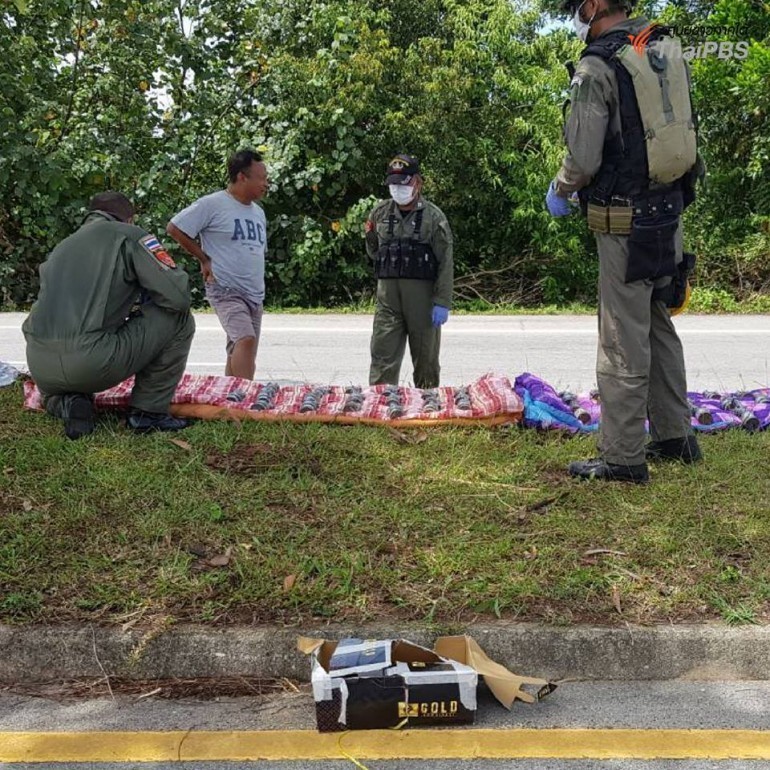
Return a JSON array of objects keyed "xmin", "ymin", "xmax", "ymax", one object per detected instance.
[{"xmin": 206, "ymin": 283, "xmax": 263, "ymax": 355}]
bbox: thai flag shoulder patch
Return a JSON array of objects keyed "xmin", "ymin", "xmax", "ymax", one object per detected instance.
[{"xmin": 140, "ymin": 234, "xmax": 176, "ymax": 270}]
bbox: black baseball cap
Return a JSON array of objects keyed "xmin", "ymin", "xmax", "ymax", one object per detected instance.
[
  {"xmin": 88, "ymin": 191, "xmax": 135, "ymax": 223},
  {"xmin": 385, "ymin": 154, "xmax": 420, "ymax": 185}
]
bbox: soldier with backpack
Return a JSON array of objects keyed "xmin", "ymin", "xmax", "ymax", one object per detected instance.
[{"xmin": 546, "ymin": 0, "xmax": 704, "ymax": 483}]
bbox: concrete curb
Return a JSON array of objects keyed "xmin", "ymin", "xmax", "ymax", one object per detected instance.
[{"xmin": 1, "ymin": 623, "xmax": 769, "ymax": 683}]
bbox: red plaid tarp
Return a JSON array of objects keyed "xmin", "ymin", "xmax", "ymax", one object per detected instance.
[{"xmin": 23, "ymin": 374, "xmax": 523, "ymax": 427}]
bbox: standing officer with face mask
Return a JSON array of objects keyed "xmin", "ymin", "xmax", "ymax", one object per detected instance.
[
  {"xmin": 365, "ymin": 154, "xmax": 454, "ymax": 389},
  {"xmin": 545, "ymin": 0, "xmax": 703, "ymax": 483}
]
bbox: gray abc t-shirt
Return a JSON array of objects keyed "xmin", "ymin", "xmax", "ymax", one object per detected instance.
[{"xmin": 171, "ymin": 190, "xmax": 267, "ymax": 304}]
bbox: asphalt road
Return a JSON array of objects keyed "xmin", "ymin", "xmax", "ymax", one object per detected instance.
[
  {"xmin": 2, "ymin": 312, "xmax": 770, "ymax": 392},
  {"xmin": 2, "ymin": 682, "xmax": 770, "ymax": 769},
  {"xmin": 5, "ymin": 681, "xmax": 770, "ymax": 731}
]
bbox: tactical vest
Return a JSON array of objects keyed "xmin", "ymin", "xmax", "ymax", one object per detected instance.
[
  {"xmin": 576, "ymin": 25, "xmax": 698, "ymax": 216},
  {"xmin": 375, "ymin": 207, "xmax": 438, "ymax": 281}
]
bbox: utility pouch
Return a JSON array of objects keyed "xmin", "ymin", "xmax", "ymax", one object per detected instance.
[
  {"xmin": 608, "ymin": 205, "xmax": 632, "ymax": 235},
  {"xmin": 653, "ymin": 251, "xmax": 696, "ymax": 310},
  {"xmin": 626, "ymin": 215, "xmax": 679, "ymax": 284},
  {"xmin": 376, "ymin": 243, "xmax": 400, "ymax": 279},
  {"xmin": 401, "ymin": 244, "xmax": 412, "ymax": 278},
  {"xmin": 670, "ymin": 251, "xmax": 696, "ymax": 310},
  {"xmin": 587, "ymin": 203, "xmax": 609, "ymax": 233}
]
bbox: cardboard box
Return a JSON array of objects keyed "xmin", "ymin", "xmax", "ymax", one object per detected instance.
[{"xmin": 298, "ymin": 635, "xmax": 555, "ymax": 732}]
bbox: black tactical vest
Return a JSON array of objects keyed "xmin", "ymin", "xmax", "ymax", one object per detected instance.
[
  {"xmin": 375, "ymin": 207, "xmax": 438, "ymax": 281},
  {"xmin": 577, "ymin": 26, "xmax": 687, "ymax": 217}
]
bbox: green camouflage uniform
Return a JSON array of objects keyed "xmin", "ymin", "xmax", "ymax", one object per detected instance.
[
  {"xmin": 555, "ymin": 16, "xmax": 691, "ymax": 466},
  {"xmin": 23, "ymin": 211, "xmax": 194, "ymax": 414},
  {"xmin": 365, "ymin": 197, "xmax": 453, "ymax": 389}
]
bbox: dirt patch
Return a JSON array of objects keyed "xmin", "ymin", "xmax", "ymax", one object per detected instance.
[
  {"xmin": 205, "ymin": 443, "xmax": 324, "ymax": 478},
  {"xmin": 205, "ymin": 443, "xmax": 287, "ymax": 475}
]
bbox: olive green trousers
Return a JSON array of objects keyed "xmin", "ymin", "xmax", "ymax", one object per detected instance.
[
  {"xmin": 369, "ymin": 279, "xmax": 441, "ymax": 389},
  {"xmin": 595, "ymin": 227, "xmax": 692, "ymax": 465},
  {"xmin": 27, "ymin": 304, "xmax": 194, "ymax": 414}
]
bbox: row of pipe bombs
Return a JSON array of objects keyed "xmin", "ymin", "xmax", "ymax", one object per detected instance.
[
  {"xmin": 359, "ymin": 386, "xmax": 467, "ymax": 416},
  {"xmin": 700, "ymin": 391, "xmax": 765, "ymax": 431},
  {"xmin": 239, "ymin": 384, "xmax": 468, "ymax": 417},
  {"xmin": 558, "ymin": 387, "xmax": 765, "ymax": 432},
  {"xmin": 227, "ymin": 384, "xmax": 768, "ymax": 429}
]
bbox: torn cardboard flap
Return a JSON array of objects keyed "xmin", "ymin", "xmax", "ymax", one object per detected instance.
[
  {"xmin": 297, "ymin": 637, "xmax": 326, "ymax": 656},
  {"xmin": 434, "ymin": 635, "xmax": 555, "ymax": 709}
]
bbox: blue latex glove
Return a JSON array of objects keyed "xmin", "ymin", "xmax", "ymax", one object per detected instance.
[
  {"xmin": 432, "ymin": 304, "xmax": 450, "ymax": 327},
  {"xmin": 545, "ymin": 181, "xmax": 572, "ymax": 217}
]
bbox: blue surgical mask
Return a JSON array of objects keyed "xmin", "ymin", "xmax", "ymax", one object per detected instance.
[{"xmin": 389, "ymin": 184, "xmax": 415, "ymax": 206}]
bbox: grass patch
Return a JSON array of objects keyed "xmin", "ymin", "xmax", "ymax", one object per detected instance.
[{"xmin": 1, "ymin": 382, "xmax": 769, "ymax": 628}]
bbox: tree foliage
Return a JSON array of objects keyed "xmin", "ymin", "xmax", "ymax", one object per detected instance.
[{"xmin": 1, "ymin": 0, "xmax": 768, "ymax": 308}]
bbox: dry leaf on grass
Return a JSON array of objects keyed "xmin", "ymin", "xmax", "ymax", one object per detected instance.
[
  {"xmin": 283, "ymin": 574, "xmax": 297, "ymax": 591},
  {"xmin": 208, "ymin": 547, "xmax": 233, "ymax": 568},
  {"xmin": 170, "ymin": 439, "xmax": 193, "ymax": 452},
  {"xmin": 22, "ymin": 499, "xmax": 33, "ymax": 512}
]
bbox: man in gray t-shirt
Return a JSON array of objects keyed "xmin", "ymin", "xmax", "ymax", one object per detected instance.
[{"xmin": 167, "ymin": 149, "xmax": 269, "ymax": 379}]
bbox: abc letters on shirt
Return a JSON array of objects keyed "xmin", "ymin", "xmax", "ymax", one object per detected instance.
[{"xmin": 231, "ymin": 218, "xmax": 265, "ymax": 244}]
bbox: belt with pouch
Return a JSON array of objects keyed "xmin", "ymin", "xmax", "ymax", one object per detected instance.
[
  {"xmin": 632, "ymin": 189, "xmax": 684, "ymax": 218},
  {"xmin": 586, "ymin": 196, "xmax": 633, "ymax": 235},
  {"xmin": 587, "ymin": 190, "xmax": 684, "ymax": 235}
]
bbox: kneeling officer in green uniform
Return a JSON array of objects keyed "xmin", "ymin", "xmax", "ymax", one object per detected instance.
[
  {"xmin": 365, "ymin": 154, "xmax": 454, "ymax": 389},
  {"xmin": 23, "ymin": 192, "xmax": 195, "ymax": 439}
]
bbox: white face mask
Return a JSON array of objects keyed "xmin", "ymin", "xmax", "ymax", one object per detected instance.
[
  {"xmin": 389, "ymin": 184, "xmax": 415, "ymax": 206},
  {"xmin": 573, "ymin": 1, "xmax": 594, "ymax": 43}
]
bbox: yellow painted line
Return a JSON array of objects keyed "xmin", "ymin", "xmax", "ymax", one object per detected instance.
[{"xmin": 3, "ymin": 729, "xmax": 770, "ymax": 763}]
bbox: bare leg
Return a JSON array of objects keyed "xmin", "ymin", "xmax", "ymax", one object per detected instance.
[{"xmin": 228, "ymin": 336, "xmax": 257, "ymax": 379}]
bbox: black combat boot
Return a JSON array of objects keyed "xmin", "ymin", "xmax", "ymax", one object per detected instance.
[
  {"xmin": 568, "ymin": 458, "xmax": 650, "ymax": 484},
  {"xmin": 45, "ymin": 393, "xmax": 96, "ymax": 440},
  {"xmin": 127, "ymin": 409, "xmax": 189, "ymax": 434},
  {"xmin": 645, "ymin": 435, "xmax": 702, "ymax": 464}
]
